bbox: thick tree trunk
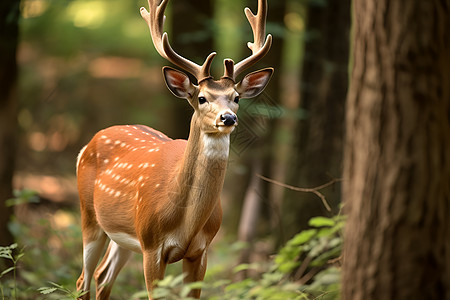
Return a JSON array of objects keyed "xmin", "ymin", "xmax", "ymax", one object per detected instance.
[
  {"xmin": 0, "ymin": 0, "xmax": 19, "ymax": 251},
  {"xmin": 342, "ymin": 1, "xmax": 450, "ymax": 299}
]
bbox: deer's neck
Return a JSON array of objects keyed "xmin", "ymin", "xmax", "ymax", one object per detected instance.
[{"xmin": 170, "ymin": 118, "xmax": 230, "ymax": 233}]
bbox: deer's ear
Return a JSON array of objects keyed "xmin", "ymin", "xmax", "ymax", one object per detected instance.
[
  {"xmin": 163, "ymin": 67, "xmax": 196, "ymax": 98},
  {"xmin": 235, "ymin": 68, "xmax": 273, "ymax": 99}
]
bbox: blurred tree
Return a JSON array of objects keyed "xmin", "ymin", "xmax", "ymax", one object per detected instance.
[
  {"xmin": 0, "ymin": 0, "xmax": 19, "ymax": 260},
  {"xmin": 235, "ymin": 0, "xmax": 287, "ymax": 273},
  {"xmin": 284, "ymin": 0, "xmax": 350, "ymax": 234},
  {"xmin": 342, "ymin": 0, "xmax": 450, "ymax": 299},
  {"xmin": 169, "ymin": 0, "xmax": 214, "ymax": 139}
]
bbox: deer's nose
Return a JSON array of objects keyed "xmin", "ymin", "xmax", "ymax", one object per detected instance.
[{"xmin": 220, "ymin": 113, "xmax": 237, "ymax": 126}]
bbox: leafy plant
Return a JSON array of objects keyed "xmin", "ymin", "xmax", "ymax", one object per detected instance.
[
  {"xmin": 275, "ymin": 215, "xmax": 345, "ymax": 299},
  {"xmin": 38, "ymin": 281, "xmax": 87, "ymax": 299},
  {"xmin": 132, "ymin": 215, "xmax": 344, "ymax": 300},
  {"xmin": 0, "ymin": 244, "xmax": 25, "ymax": 300},
  {"xmin": 3, "ymin": 208, "xmax": 344, "ymax": 299}
]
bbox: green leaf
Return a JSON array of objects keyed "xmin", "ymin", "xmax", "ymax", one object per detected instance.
[
  {"xmin": 225, "ymin": 278, "xmax": 254, "ymax": 292},
  {"xmin": 0, "ymin": 253, "xmax": 12, "ymax": 260},
  {"xmin": 38, "ymin": 286, "xmax": 58, "ymax": 294},
  {"xmin": 187, "ymin": 281, "xmax": 204, "ymax": 290},
  {"xmin": 309, "ymin": 216, "xmax": 335, "ymax": 227},
  {"xmin": 0, "ymin": 267, "xmax": 15, "ymax": 278},
  {"xmin": 169, "ymin": 273, "xmax": 185, "ymax": 287},
  {"xmin": 277, "ymin": 261, "xmax": 301, "ymax": 274},
  {"xmin": 290, "ymin": 229, "xmax": 317, "ymax": 246},
  {"xmin": 151, "ymin": 287, "xmax": 170, "ymax": 299},
  {"xmin": 155, "ymin": 274, "xmax": 174, "ymax": 287},
  {"xmin": 180, "ymin": 285, "xmax": 192, "ymax": 298},
  {"xmin": 233, "ymin": 263, "xmax": 259, "ymax": 273},
  {"xmin": 48, "ymin": 281, "xmax": 65, "ymax": 289},
  {"xmin": 212, "ymin": 279, "xmax": 231, "ymax": 288},
  {"xmin": 131, "ymin": 290, "xmax": 149, "ymax": 299}
]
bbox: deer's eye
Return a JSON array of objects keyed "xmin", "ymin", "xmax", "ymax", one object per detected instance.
[
  {"xmin": 198, "ymin": 96, "xmax": 208, "ymax": 104},
  {"xmin": 234, "ymin": 96, "xmax": 240, "ymax": 104}
]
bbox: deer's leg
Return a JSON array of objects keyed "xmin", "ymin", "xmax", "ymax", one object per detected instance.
[
  {"xmin": 94, "ymin": 240, "xmax": 132, "ymax": 300},
  {"xmin": 182, "ymin": 250, "xmax": 207, "ymax": 298},
  {"xmin": 76, "ymin": 230, "xmax": 108, "ymax": 300},
  {"xmin": 143, "ymin": 248, "xmax": 167, "ymax": 300}
]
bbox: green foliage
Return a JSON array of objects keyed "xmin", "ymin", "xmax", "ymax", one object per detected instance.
[
  {"xmin": 0, "ymin": 244, "xmax": 25, "ymax": 300},
  {"xmin": 6, "ymin": 189, "xmax": 40, "ymax": 207},
  {"xmin": 1, "ymin": 213, "xmax": 343, "ymax": 299},
  {"xmin": 37, "ymin": 282, "xmax": 87, "ymax": 299},
  {"xmin": 275, "ymin": 215, "xmax": 345, "ymax": 299},
  {"xmin": 131, "ymin": 215, "xmax": 344, "ymax": 300}
]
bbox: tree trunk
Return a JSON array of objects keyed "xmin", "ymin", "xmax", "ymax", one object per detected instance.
[
  {"xmin": 235, "ymin": 159, "xmax": 263, "ymax": 280},
  {"xmin": 342, "ymin": 1, "xmax": 450, "ymax": 299},
  {"xmin": 285, "ymin": 0, "xmax": 350, "ymax": 233},
  {"xmin": 230, "ymin": 0, "xmax": 286, "ymax": 239},
  {"xmin": 0, "ymin": 0, "xmax": 19, "ymax": 252}
]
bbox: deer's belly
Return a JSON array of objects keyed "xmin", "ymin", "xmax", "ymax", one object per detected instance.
[{"xmin": 106, "ymin": 231, "xmax": 142, "ymax": 253}]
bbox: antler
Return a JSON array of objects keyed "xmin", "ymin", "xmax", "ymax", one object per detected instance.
[
  {"xmin": 227, "ymin": 0, "xmax": 272, "ymax": 81},
  {"xmin": 140, "ymin": 0, "xmax": 216, "ymax": 83}
]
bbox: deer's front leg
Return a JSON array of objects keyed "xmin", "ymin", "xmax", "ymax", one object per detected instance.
[
  {"xmin": 183, "ymin": 249, "xmax": 207, "ymax": 298},
  {"xmin": 143, "ymin": 248, "xmax": 166, "ymax": 300}
]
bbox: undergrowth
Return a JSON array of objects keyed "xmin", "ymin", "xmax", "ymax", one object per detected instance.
[{"xmin": 0, "ymin": 190, "xmax": 343, "ymax": 299}]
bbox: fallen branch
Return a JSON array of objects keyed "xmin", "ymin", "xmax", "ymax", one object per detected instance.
[{"xmin": 256, "ymin": 174, "xmax": 342, "ymax": 212}]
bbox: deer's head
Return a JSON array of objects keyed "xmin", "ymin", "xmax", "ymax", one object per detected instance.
[{"xmin": 140, "ymin": 0, "xmax": 273, "ymax": 135}]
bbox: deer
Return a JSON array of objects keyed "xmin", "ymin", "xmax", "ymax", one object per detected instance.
[{"xmin": 75, "ymin": 0, "xmax": 272, "ymax": 299}]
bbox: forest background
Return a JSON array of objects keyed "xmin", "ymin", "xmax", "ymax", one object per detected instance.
[{"xmin": 1, "ymin": 0, "xmax": 448, "ymax": 299}]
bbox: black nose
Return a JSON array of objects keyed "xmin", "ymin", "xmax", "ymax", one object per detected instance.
[{"xmin": 221, "ymin": 113, "xmax": 237, "ymax": 126}]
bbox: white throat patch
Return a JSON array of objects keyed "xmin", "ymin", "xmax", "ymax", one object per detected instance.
[{"xmin": 202, "ymin": 134, "xmax": 230, "ymax": 160}]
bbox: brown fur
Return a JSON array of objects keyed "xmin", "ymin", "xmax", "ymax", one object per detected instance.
[{"xmin": 76, "ymin": 69, "xmax": 272, "ymax": 299}]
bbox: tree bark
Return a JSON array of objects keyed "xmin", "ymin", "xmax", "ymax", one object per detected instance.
[
  {"xmin": 342, "ymin": 1, "xmax": 450, "ymax": 299},
  {"xmin": 0, "ymin": 0, "xmax": 19, "ymax": 250}
]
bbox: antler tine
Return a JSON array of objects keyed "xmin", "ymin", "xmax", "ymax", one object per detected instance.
[
  {"xmin": 232, "ymin": 0, "xmax": 272, "ymax": 80},
  {"xmin": 222, "ymin": 59, "xmax": 235, "ymax": 80},
  {"xmin": 140, "ymin": 0, "xmax": 216, "ymax": 83}
]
